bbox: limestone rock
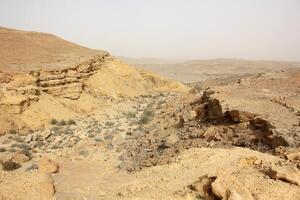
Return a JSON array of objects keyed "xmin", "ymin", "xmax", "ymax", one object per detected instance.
[
  {"xmin": 164, "ymin": 134, "xmax": 179, "ymax": 148},
  {"xmin": 38, "ymin": 157, "xmax": 58, "ymax": 174},
  {"xmin": 211, "ymin": 173, "xmax": 254, "ymax": 200},
  {"xmin": 266, "ymin": 166, "xmax": 300, "ymax": 185},
  {"xmin": 190, "ymin": 176, "xmax": 215, "ymax": 198},
  {"xmin": 12, "ymin": 153, "xmax": 30, "ymax": 163}
]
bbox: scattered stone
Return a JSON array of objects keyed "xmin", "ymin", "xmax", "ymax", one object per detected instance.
[
  {"xmin": 12, "ymin": 153, "xmax": 30, "ymax": 163},
  {"xmin": 43, "ymin": 131, "xmax": 52, "ymax": 139},
  {"xmin": 24, "ymin": 134, "xmax": 33, "ymax": 143},
  {"xmin": 0, "ymin": 147, "xmax": 6, "ymax": 152},
  {"xmin": 164, "ymin": 134, "xmax": 179, "ymax": 148},
  {"xmin": 104, "ymin": 134, "xmax": 113, "ymax": 140},
  {"xmin": 188, "ymin": 110, "xmax": 198, "ymax": 121}
]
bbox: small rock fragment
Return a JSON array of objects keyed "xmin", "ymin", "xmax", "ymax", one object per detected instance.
[{"xmin": 164, "ymin": 134, "xmax": 179, "ymax": 148}]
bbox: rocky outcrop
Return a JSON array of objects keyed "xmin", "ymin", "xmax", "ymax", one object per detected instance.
[
  {"xmin": 0, "ymin": 54, "xmax": 111, "ymax": 115},
  {"xmin": 31, "ymin": 53, "xmax": 111, "ymax": 100}
]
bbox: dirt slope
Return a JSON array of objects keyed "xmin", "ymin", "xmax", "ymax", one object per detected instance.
[{"xmin": 0, "ymin": 26, "xmax": 106, "ymax": 71}]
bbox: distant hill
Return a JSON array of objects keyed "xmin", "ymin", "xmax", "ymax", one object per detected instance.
[
  {"xmin": 119, "ymin": 57, "xmax": 300, "ymax": 82},
  {"xmin": 0, "ymin": 26, "xmax": 107, "ymax": 71}
]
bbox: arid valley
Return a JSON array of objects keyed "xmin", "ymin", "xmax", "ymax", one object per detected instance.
[{"xmin": 0, "ymin": 26, "xmax": 300, "ymax": 200}]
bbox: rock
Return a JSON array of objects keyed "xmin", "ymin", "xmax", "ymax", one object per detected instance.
[
  {"xmin": 286, "ymin": 151, "xmax": 300, "ymax": 161},
  {"xmin": 226, "ymin": 110, "xmax": 255, "ymax": 123},
  {"xmin": 188, "ymin": 110, "xmax": 198, "ymax": 120},
  {"xmin": 207, "ymin": 98, "xmax": 224, "ymax": 120},
  {"xmin": 175, "ymin": 116, "xmax": 184, "ymax": 128},
  {"xmin": 40, "ymin": 173, "xmax": 54, "ymax": 184},
  {"xmin": 190, "ymin": 176, "xmax": 215, "ymax": 198},
  {"xmin": 163, "ymin": 117, "xmax": 184, "ymax": 129},
  {"xmin": 43, "ymin": 131, "xmax": 52, "ymax": 139},
  {"xmin": 228, "ymin": 190, "xmax": 244, "ymax": 200},
  {"xmin": 183, "ymin": 192, "xmax": 194, "ymax": 200},
  {"xmin": 15, "ymin": 161, "xmax": 36, "ymax": 173},
  {"xmin": 38, "ymin": 157, "xmax": 58, "ymax": 174},
  {"xmin": 24, "ymin": 134, "xmax": 32, "ymax": 143},
  {"xmin": 12, "ymin": 153, "xmax": 30, "ymax": 163},
  {"xmin": 203, "ymin": 127, "xmax": 218, "ymax": 142},
  {"xmin": 266, "ymin": 166, "xmax": 300, "ymax": 185},
  {"xmin": 164, "ymin": 134, "xmax": 179, "ymax": 148},
  {"xmin": 211, "ymin": 173, "xmax": 254, "ymax": 200}
]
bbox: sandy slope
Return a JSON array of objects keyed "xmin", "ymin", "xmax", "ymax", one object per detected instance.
[{"xmin": 0, "ymin": 26, "xmax": 106, "ymax": 71}]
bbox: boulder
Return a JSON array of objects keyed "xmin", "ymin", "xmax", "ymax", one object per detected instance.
[
  {"xmin": 211, "ymin": 172, "xmax": 254, "ymax": 200},
  {"xmin": 206, "ymin": 98, "xmax": 224, "ymax": 120}
]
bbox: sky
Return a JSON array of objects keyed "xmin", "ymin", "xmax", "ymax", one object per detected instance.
[{"xmin": 0, "ymin": 0, "xmax": 299, "ymax": 61}]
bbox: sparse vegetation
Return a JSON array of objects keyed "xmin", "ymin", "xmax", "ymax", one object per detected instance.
[
  {"xmin": 0, "ymin": 147, "xmax": 6, "ymax": 152},
  {"xmin": 138, "ymin": 108, "xmax": 154, "ymax": 124},
  {"xmin": 123, "ymin": 111, "xmax": 136, "ymax": 119},
  {"xmin": 2, "ymin": 160, "xmax": 21, "ymax": 171},
  {"xmin": 9, "ymin": 129, "xmax": 17, "ymax": 134},
  {"xmin": 68, "ymin": 119, "xmax": 76, "ymax": 125},
  {"xmin": 17, "ymin": 143, "xmax": 31, "ymax": 150},
  {"xmin": 34, "ymin": 140, "xmax": 45, "ymax": 148},
  {"xmin": 64, "ymin": 128, "xmax": 74, "ymax": 135},
  {"xmin": 105, "ymin": 121, "xmax": 115, "ymax": 127},
  {"xmin": 14, "ymin": 136, "xmax": 24, "ymax": 143},
  {"xmin": 50, "ymin": 118, "xmax": 58, "ymax": 125},
  {"xmin": 51, "ymin": 126, "xmax": 61, "ymax": 133},
  {"xmin": 58, "ymin": 120, "xmax": 67, "ymax": 126}
]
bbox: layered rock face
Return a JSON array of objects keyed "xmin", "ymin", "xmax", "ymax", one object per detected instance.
[
  {"xmin": 31, "ymin": 53, "xmax": 111, "ymax": 100},
  {"xmin": 0, "ymin": 54, "xmax": 111, "ymax": 115}
]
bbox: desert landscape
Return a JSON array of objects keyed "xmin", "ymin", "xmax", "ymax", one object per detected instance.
[
  {"xmin": 0, "ymin": 26, "xmax": 299, "ymax": 200},
  {"xmin": 0, "ymin": 1, "xmax": 300, "ymax": 199}
]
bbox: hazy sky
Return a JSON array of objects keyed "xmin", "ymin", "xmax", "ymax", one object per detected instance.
[{"xmin": 0, "ymin": 0, "xmax": 299, "ymax": 61}]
